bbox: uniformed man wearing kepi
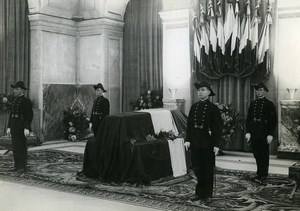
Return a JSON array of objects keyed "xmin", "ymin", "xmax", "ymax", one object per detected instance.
[
  {"xmin": 6, "ymin": 81, "xmax": 33, "ymax": 173},
  {"xmin": 184, "ymin": 81, "xmax": 222, "ymax": 203},
  {"xmin": 245, "ymin": 82, "xmax": 277, "ymax": 183},
  {"xmin": 89, "ymin": 83, "xmax": 110, "ymax": 136}
]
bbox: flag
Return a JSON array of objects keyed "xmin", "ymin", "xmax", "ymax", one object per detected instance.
[
  {"xmin": 208, "ymin": 0, "xmax": 217, "ymax": 52},
  {"xmin": 239, "ymin": 0, "xmax": 251, "ymax": 54},
  {"xmin": 231, "ymin": 0, "xmax": 240, "ymax": 56},
  {"xmin": 216, "ymin": 0, "xmax": 225, "ymax": 55},
  {"xmin": 199, "ymin": 4, "xmax": 210, "ymax": 55},
  {"xmin": 224, "ymin": 2, "xmax": 235, "ymax": 45},
  {"xmin": 250, "ymin": 1, "xmax": 261, "ymax": 51},
  {"xmin": 193, "ymin": 17, "xmax": 201, "ymax": 63},
  {"xmin": 258, "ymin": 5, "xmax": 272, "ymax": 65}
]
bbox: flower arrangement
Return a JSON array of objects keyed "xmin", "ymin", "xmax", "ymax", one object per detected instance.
[
  {"xmin": 130, "ymin": 82, "xmax": 163, "ymax": 110},
  {"xmin": 0, "ymin": 93, "xmax": 13, "ymax": 112},
  {"xmin": 216, "ymin": 103, "xmax": 245, "ymax": 142},
  {"xmin": 145, "ymin": 131, "xmax": 185, "ymax": 142},
  {"xmin": 62, "ymin": 106, "xmax": 90, "ymax": 142},
  {"xmin": 278, "ymin": 143, "xmax": 299, "ymax": 152}
]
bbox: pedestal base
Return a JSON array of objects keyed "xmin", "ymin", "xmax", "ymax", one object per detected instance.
[
  {"xmin": 163, "ymin": 98, "xmax": 185, "ymax": 113},
  {"xmin": 277, "ymin": 151, "xmax": 300, "ymax": 160}
]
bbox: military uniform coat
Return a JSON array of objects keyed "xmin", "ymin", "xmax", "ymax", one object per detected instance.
[
  {"xmin": 186, "ymin": 99, "xmax": 223, "ymax": 149},
  {"xmin": 7, "ymin": 95, "xmax": 33, "ymax": 170},
  {"xmin": 246, "ymin": 97, "xmax": 277, "ymax": 177},
  {"xmin": 185, "ymin": 99, "xmax": 222, "ymax": 198},
  {"xmin": 90, "ymin": 95, "xmax": 110, "ymax": 135}
]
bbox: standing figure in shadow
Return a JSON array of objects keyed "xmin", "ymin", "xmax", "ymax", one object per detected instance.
[
  {"xmin": 79, "ymin": 83, "xmax": 110, "ymax": 179},
  {"xmin": 245, "ymin": 82, "xmax": 277, "ymax": 183},
  {"xmin": 89, "ymin": 83, "xmax": 110, "ymax": 136},
  {"xmin": 184, "ymin": 81, "xmax": 222, "ymax": 203},
  {"xmin": 6, "ymin": 81, "xmax": 33, "ymax": 173}
]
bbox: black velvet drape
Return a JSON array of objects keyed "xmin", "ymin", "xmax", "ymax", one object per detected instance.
[
  {"xmin": 0, "ymin": 0, "xmax": 30, "ymax": 95},
  {"xmin": 122, "ymin": 0, "xmax": 163, "ymax": 112}
]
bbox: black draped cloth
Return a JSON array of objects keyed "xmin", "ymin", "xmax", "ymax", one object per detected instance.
[{"xmin": 82, "ymin": 112, "xmax": 173, "ymax": 184}]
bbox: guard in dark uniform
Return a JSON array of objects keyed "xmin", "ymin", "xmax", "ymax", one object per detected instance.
[
  {"xmin": 7, "ymin": 81, "xmax": 33, "ymax": 173},
  {"xmin": 184, "ymin": 81, "xmax": 222, "ymax": 202},
  {"xmin": 245, "ymin": 82, "xmax": 277, "ymax": 182},
  {"xmin": 89, "ymin": 83, "xmax": 110, "ymax": 136}
]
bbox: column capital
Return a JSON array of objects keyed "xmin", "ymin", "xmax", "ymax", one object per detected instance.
[
  {"xmin": 28, "ymin": 14, "xmax": 77, "ymax": 35},
  {"xmin": 159, "ymin": 9, "xmax": 191, "ymax": 24},
  {"xmin": 163, "ymin": 98, "xmax": 185, "ymax": 112},
  {"xmin": 78, "ymin": 18, "xmax": 124, "ymax": 37}
]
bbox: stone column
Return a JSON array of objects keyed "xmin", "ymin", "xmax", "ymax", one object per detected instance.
[
  {"xmin": 28, "ymin": 12, "xmax": 124, "ymax": 140},
  {"xmin": 77, "ymin": 18, "xmax": 124, "ymax": 114},
  {"xmin": 159, "ymin": 9, "xmax": 193, "ymax": 115}
]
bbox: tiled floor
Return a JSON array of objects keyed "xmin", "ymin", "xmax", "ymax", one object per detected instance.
[{"xmin": 0, "ymin": 140, "xmax": 298, "ymax": 211}]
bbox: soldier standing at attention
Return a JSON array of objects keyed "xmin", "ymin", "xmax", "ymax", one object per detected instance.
[
  {"xmin": 6, "ymin": 81, "xmax": 33, "ymax": 173},
  {"xmin": 245, "ymin": 82, "xmax": 277, "ymax": 183},
  {"xmin": 89, "ymin": 83, "xmax": 110, "ymax": 136},
  {"xmin": 184, "ymin": 81, "xmax": 222, "ymax": 203}
]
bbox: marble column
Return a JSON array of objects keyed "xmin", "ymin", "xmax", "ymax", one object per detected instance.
[
  {"xmin": 278, "ymin": 100, "xmax": 300, "ymax": 154},
  {"xmin": 159, "ymin": 9, "xmax": 193, "ymax": 115},
  {"xmin": 77, "ymin": 18, "xmax": 124, "ymax": 114},
  {"xmin": 28, "ymin": 14, "xmax": 124, "ymax": 140}
]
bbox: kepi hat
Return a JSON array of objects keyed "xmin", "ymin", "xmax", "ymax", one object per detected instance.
[
  {"xmin": 93, "ymin": 83, "xmax": 107, "ymax": 92},
  {"xmin": 254, "ymin": 82, "xmax": 269, "ymax": 92},
  {"xmin": 194, "ymin": 81, "xmax": 216, "ymax": 96},
  {"xmin": 11, "ymin": 81, "xmax": 28, "ymax": 90}
]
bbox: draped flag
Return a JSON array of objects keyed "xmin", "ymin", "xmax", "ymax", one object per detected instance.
[
  {"xmin": 199, "ymin": 4, "xmax": 210, "ymax": 55},
  {"xmin": 258, "ymin": 4, "xmax": 272, "ymax": 66},
  {"xmin": 239, "ymin": 0, "xmax": 251, "ymax": 54},
  {"xmin": 224, "ymin": 1, "xmax": 235, "ymax": 45},
  {"xmin": 208, "ymin": 0, "xmax": 217, "ymax": 53},
  {"xmin": 193, "ymin": 17, "xmax": 201, "ymax": 63},
  {"xmin": 231, "ymin": 0, "xmax": 240, "ymax": 56},
  {"xmin": 238, "ymin": 0, "xmax": 258, "ymax": 77},
  {"xmin": 194, "ymin": 0, "xmax": 272, "ymax": 83},
  {"xmin": 216, "ymin": 0, "xmax": 225, "ymax": 55},
  {"xmin": 250, "ymin": 0, "xmax": 261, "ymax": 64}
]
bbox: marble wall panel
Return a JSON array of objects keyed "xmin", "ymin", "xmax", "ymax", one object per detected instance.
[
  {"xmin": 43, "ymin": 84, "xmax": 96, "ymax": 140},
  {"xmin": 39, "ymin": 0, "xmax": 79, "ymax": 18},
  {"xmin": 279, "ymin": 100, "xmax": 300, "ymax": 152},
  {"xmin": 42, "ymin": 32, "xmax": 76, "ymax": 84},
  {"xmin": 108, "ymin": 38, "xmax": 122, "ymax": 114},
  {"xmin": 78, "ymin": 35, "xmax": 103, "ymax": 84}
]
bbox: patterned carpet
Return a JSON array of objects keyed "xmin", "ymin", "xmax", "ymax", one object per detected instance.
[{"xmin": 0, "ymin": 149, "xmax": 299, "ymax": 211}]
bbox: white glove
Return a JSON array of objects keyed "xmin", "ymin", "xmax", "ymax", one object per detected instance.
[
  {"xmin": 245, "ymin": 133, "xmax": 251, "ymax": 142},
  {"xmin": 24, "ymin": 129, "xmax": 30, "ymax": 137},
  {"xmin": 89, "ymin": 123, "xmax": 92, "ymax": 132},
  {"xmin": 6, "ymin": 128, "xmax": 11, "ymax": 137},
  {"xmin": 184, "ymin": 142, "xmax": 190, "ymax": 151},
  {"xmin": 214, "ymin": 147, "xmax": 219, "ymax": 156},
  {"xmin": 266, "ymin": 135, "xmax": 273, "ymax": 144}
]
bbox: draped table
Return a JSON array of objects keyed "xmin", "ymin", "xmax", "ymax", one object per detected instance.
[{"xmin": 81, "ymin": 109, "xmax": 187, "ymax": 184}]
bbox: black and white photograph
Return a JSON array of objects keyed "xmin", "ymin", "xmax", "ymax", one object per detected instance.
[{"xmin": 0, "ymin": 0, "xmax": 300, "ymax": 210}]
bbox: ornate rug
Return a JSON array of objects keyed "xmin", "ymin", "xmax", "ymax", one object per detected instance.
[{"xmin": 0, "ymin": 149, "xmax": 299, "ymax": 211}]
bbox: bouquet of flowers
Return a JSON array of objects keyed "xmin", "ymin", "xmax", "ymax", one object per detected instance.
[
  {"xmin": 216, "ymin": 103, "xmax": 245, "ymax": 142},
  {"xmin": 130, "ymin": 82, "xmax": 163, "ymax": 110},
  {"xmin": 62, "ymin": 106, "xmax": 90, "ymax": 142},
  {"xmin": 0, "ymin": 93, "xmax": 13, "ymax": 112},
  {"xmin": 144, "ymin": 131, "xmax": 185, "ymax": 142}
]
